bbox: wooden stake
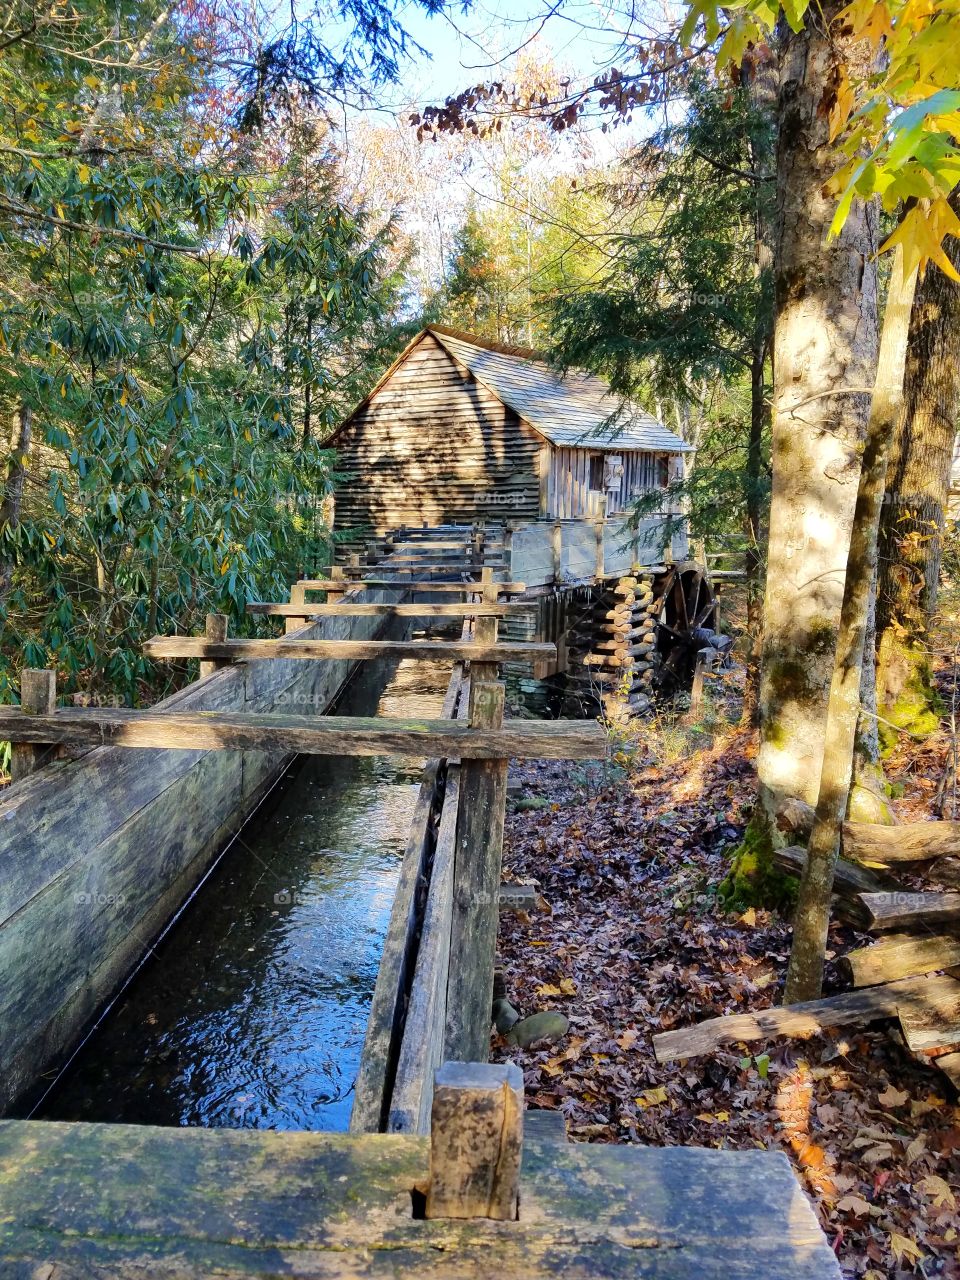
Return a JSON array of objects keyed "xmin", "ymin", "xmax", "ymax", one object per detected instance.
[
  {"xmin": 425, "ymin": 1060, "xmax": 523, "ymax": 1220},
  {"xmin": 200, "ymin": 614, "xmax": 229, "ymax": 679},
  {"xmin": 11, "ymin": 668, "xmax": 56, "ymax": 783},
  {"xmin": 285, "ymin": 582, "xmax": 307, "ymax": 635}
]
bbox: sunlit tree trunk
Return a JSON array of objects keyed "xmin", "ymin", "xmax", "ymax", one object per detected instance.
[
  {"xmin": 0, "ymin": 403, "xmax": 33, "ymax": 602},
  {"xmin": 757, "ymin": 7, "xmax": 879, "ymax": 825},
  {"xmin": 785, "ymin": 247, "xmax": 917, "ymax": 1002},
  {"xmin": 875, "ymin": 220, "xmax": 960, "ymax": 750}
]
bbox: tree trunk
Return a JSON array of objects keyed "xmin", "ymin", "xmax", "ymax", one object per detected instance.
[
  {"xmin": 741, "ymin": 340, "xmax": 767, "ymax": 726},
  {"xmin": 784, "ymin": 247, "xmax": 917, "ymax": 1003},
  {"xmin": 0, "ymin": 403, "xmax": 33, "ymax": 602},
  {"xmin": 757, "ymin": 7, "xmax": 879, "ymax": 823},
  {"xmin": 874, "ymin": 208, "xmax": 960, "ymax": 752}
]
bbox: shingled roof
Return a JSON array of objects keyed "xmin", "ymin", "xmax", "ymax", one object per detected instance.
[
  {"xmin": 332, "ymin": 326, "xmax": 691, "ymax": 454},
  {"xmin": 428, "ymin": 327, "xmax": 691, "ymax": 453}
]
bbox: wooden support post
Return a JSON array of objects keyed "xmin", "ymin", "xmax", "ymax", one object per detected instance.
[
  {"xmin": 551, "ymin": 520, "xmax": 562, "ymax": 581},
  {"xmin": 594, "ymin": 516, "xmax": 604, "ymax": 582},
  {"xmin": 200, "ymin": 614, "xmax": 229, "ymax": 679},
  {"xmin": 326, "ymin": 564, "xmax": 345, "ymax": 604},
  {"xmin": 285, "ymin": 583, "xmax": 306, "ymax": 635},
  {"xmin": 471, "ymin": 522, "xmax": 483, "ymax": 574},
  {"xmin": 503, "ymin": 524, "xmax": 514, "ymax": 584},
  {"xmin": 11, "ymin": 668, "xmax": 57, "ymax": 783},
  {"xmin": 426, "ymin": 1060, "xmax": 523, "ymax": 1221},
  {"xmin": 445, "ymin": 579, "xmax": 508, "ymax": 1063},
  {"xmin": 688, "ymin": 647, "xmax": 714, "ymax": 720}
]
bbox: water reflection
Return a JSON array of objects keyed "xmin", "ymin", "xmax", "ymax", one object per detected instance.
[{"xmin": 36, "ymin": 654, "xmax": 451, "ymax": 1131}]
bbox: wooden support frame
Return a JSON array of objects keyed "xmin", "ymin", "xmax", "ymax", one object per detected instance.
[
  {"xmin": 143, "ymin": 637, "xmax": 555, "ymax": 664},
  {"xmin": 10, "ymin": 668, "xmax": 57, "ymax": 783},
  {"xmin": 247, "ymin": 602, "xmax": 534, "ymax": 619},
  {"xmin": 199, "ymin": 614, "xmax": 229, "ymax": 679},
  {"xmin": 0, "ymin": 706, "xmax": 607, "ymax": 760},
  {"xmin": 298, "ymin": 579, "xmax": 528, "ymax": 595}
]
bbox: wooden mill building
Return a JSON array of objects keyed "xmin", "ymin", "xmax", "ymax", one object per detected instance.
[{"xmin": 329, "ymin": 326, "xmax": 690, "ymax": 586}]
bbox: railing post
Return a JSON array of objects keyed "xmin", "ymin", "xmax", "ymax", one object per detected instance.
[
  {"xmin": 426, "ymin": 1060, "xmax": 523, "ymax": 1220},
  {"xmin": 445, "ymin": 570, "xmax": 508, "ymax": 1063},
  {"xmin": 326, "ymin": 564, "xmax": 345, "ymax": 604},
  {"xmin": 11, "ymin": 668, "xmax": 56, "ymax": 783},
  {"xmin": 551, "ymin": 520, "xmax": 562, "ymax": 581},
  {"xmin": 200, "ymin": 613, "xmax": 229, "ymax": 678},
  {"xmin": 285, "ymin": 582, "xmax": 307, "ymax": 635}
]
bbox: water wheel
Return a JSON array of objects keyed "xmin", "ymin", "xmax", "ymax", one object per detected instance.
[{"xmin": 650, "ymin": 563, "xmax": 718, "ymax": 695}]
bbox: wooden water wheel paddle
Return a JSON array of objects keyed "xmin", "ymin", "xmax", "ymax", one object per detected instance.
[{"xmin": 651, "ymin": 563, "xmax": 719, "ymax": 695}]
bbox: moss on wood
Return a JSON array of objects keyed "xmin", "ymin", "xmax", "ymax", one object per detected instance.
[
  {"xmin": 876, "ymin": 632, "xmax": 942, "ymax": 756},
  {"xmin": 719, "ymin": 811, "xmax": 798, "ymax": 912}
]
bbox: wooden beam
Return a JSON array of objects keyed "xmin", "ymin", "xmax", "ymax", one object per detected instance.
[
  {"xmin": 298, "ymin": 579, "xmax": 528, "ymax": 594},
  {"xmin": 426, "ymin": 1061, "xmax": 523, "ymax": 1221},
  {"xmin": 899, "ymin": 979, "xmax": 960, "ymax": 1055},
  {"xmin": 652, "ymin": 974, "xmax": 960, "ymax": 1062},
  {"xmin": 246, "ymin": 602, "xmax": 534, "ymax": 618},
  {"xmin": 845, "ymin": 820, "xmax": 960, "ymax": 865},
  {"xmin": 857, "ymin": 890, "xmax": 960, "ymax": 930},
  {"xmin": 843, "ymin": 933, "xmax": 960, "ymax": 987},
  {"xmin": 143, "ymin": 637, "xmax": 556, "ymax": 664},
  {"xmin": 0, "ymin": 707, "xmax": 607, "ymax": 760},
  {"xmin": 10, "ymin": 668, "xmax": 57, "ymax": 783}
]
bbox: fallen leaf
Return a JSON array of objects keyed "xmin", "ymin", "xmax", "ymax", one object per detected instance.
[
  {"xmin": 878, "ymin": 1085, "xmax": 910, "ymax": 1108},
  {"xmin": 836, "ymin": 1194, "xmax": 872, "ymax": 1217},
  {"xmin": 919, "ymin": 1174, "xmax": 956, "ymax": 1209},
  {"xmin": 888, "ymin": 1232, "xmax": 924, "ymax": 1266},
  {"xmin": 905, "ymin": 1134, "xmax": 927, "ymax": 1164},
  {"xmin": 636, "ymin": 1086, "xmax": 668, "ymax": 1108}
]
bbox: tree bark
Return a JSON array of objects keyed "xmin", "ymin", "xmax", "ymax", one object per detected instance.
[
  {"xmin": 784, "ymin": 247, "xmax": 917, "ymax": 1003},
  {"xmin": 874, "ymin": 206, "xmax": 960, "ymax": 747},
  {"xmin": 0, "ymin": 402, "xmax": 33, "ymax": 602},
  {"xmin": 757, "ymin": 6, "xmax": 879, "ymax": 822}
]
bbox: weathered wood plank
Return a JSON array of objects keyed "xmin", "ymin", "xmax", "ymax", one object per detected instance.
[
  {"xmin": 426, "ymin": 1061, "xmax": 523, "ymax": 1221},
  {"xmin": 0, "ymin": 1119, "xmax": 840, "ymax": 1278},
  {"xmin": 0, "ymin": 707, "xmax": 605, "ymax": 760},
  {"xmin": 845, "ymin": 820, "xmax": 960, "ymax": 864},
  {"xmin": 298, "ymin": 579, "xmax": 528, "ymax": 594},
  {"xmin": 899, "ymin": 980, "xmax": 960, "ymax": 1055},
  {"xmin": 9, "ymin": 668, "xmax": 57, "ymax": 782},
  {"xmin": 247, "ymin": 602, "xmax": 532, "ymax": 618},
  {"xmin": 843, "ymin": 933, "xmax": 960, "ymax": 987},
  {"xmin": 653, "ymin": 974, "xmax": 960, "ymax": 1062},
  {"xmin": 773, "ymin": 845, "xmax": 900, "ymax": 898},
  {"xmin": 143, "ymin": 637, "xmax": 555, "ymax": 663},
  {"xmin": 857, "ymin": 890, "xmax": 960, "ymax": 930}
]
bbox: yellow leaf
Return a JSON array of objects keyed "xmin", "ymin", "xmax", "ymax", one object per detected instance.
[
  {"xmin": 739, "ymin": 907, "xmax": 756, "ymax": 926},
  {"xmin": 636, "ymin": 1086, "xmax": 668, "ymax": 1108},
  {"xmin": 695, "ymin": 1112, "xmax": 715, "ymax": 1122},
  {"xmin": 889, "ymin": 1232, "xmax": 924, "ymax": 1266},
  {"xmin": 559, "ymin": 977, "xmax": 577, "ymax": 996},
  {"xmin": 536, "ymin": 983, "xmax": 561, "ymax": 997},
  {"xmin": 120, "ymin": 387, "xmax": 128, "ymax": 407},
  {"xmin": 919, "ymin": 1174, "xmax": 956, "ymax": 1209},
  {"xmin": 77, "ymin": 163, "xmax": 90, "ymax": 183}
]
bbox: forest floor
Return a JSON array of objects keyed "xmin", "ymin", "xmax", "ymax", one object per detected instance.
[{"xmin": 493, "ymin": 599, "xmax": 960, "ymax": 1280}]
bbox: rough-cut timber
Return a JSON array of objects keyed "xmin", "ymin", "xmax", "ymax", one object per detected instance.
[
  {"xmin": 426, "ymin": 1061, "xmax": 523, "ymax": 1221},
  {"xmin": 843, "ymin": 933, "xmax": 960, "ymax": 987},
  {"xmin": 296, "ymin": 579, "xmax": 528, "ymax": 594},
  {"xmin": 0, "ymin": 1118, "xmax": 840, "ymax": 1278},
  {"xmin": 898, "ymin": 981, "xmax": 960, "ymax": 1055},
  {"xmin": 143, "ymin": 637, "xmax": 555, "ymax": 664},
  {"xmin": 0, "ymin": 707, "xmax": 607, "ymax": 760},
  {"xmin": 247, "ymin": 602, "xmax": 532, "ymax": 618},
  {"xmin": 653, "ymin": 974, "xmax": 960, "ymax": 1062},
  {"xmin": 843, "ymin": 820, "xmax": 960, "ymax": 864},
  {"xmin": 772, "ymin": 845, "xmax": 899, "ymax": 897},
  {"xmin": 856, "ymin": 890, "xmax": 960, "ymax": 930}
]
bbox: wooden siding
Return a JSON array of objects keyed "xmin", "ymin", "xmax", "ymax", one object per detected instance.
[
  {"xmin": 546, "ymin": 448, "xmax": 672, "ymax": 518},
  {"xmin": 332, "ymin": 335, "xmax": 541, "ymax": 538},
  {"xmin": 510, "ymin": 516, "xmax": 667, "ymax": 588}
]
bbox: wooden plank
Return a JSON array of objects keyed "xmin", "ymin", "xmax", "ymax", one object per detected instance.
[
  {"xmin": 247, "ymin": 602, "xmax": 533, "ymax": 618},
  {"xmin": 843, "ymin": 933, "xmax": 960, "ymax": 987},
  {"xmin": 773, "ymin": 845, "xmax": 899, "ymax": 898},
  {"xmin": 845, "ymin": 819, "xmax": 960, "ymax": 864},
  {"xmin": 0, "ymin": 708, "xmax": 607, "ymax": 760},
  {"xmin": 200, "ymin": 613, "xmax": 229, "ymax": 679},
  {"xmin": 524, "ymin": 1109, "xmax": 568, "ymax": 1144},
  {"xmin": 297, "ymin": 580, "xmax": 528, "ymax": 594},
  {"xmin": 857, "ymin": 890, "xmax": 960, "ymax": 930},
  {"xmin": 0, "ymin": 1118, "xmax": 839, "ymax": 1278},
  {"xmin": 143, "ymin": 637, "xmax": 556, "ymax": 663},
  {"xmin": 899, "ymin": 980, "xmax": 960, "ymax": 1055},
  {"xmin": 388, "ymin": 763, "xmax": 461, "ymax": 1135},
  {"xmin": 652, "ymin": 974, "xmax": 960, "ymax": 1062},
  {"xmin": 426, "ymin": 1061, "xmax": 523, "ymax": 1221}
]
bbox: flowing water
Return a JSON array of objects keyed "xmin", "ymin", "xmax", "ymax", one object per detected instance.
[{"xmin": 34, "ymin": 651, "xmax": 452, "ymax": 1131}]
